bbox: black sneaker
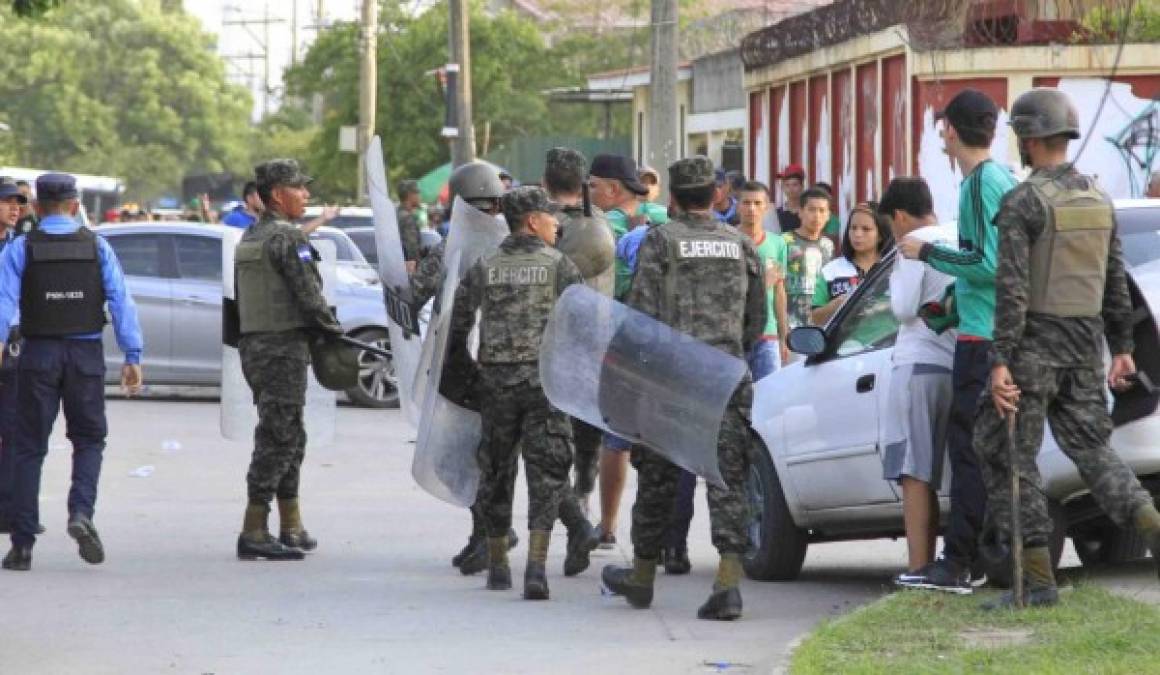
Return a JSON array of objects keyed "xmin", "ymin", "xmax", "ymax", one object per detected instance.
[
  {"xmin": 662, "ymin": 545, "xmax": 691, "ymax": 575},
  {"xmin": 2, "ymin": 545, "xmax": 31, "ymax": 571},
  {"xmin": 894, "ymin": 559, "xmax": 972, "ymax": 595},
  {"xmin": 67, "ymin": 515, "xmax": 105, "ymax": 565}
]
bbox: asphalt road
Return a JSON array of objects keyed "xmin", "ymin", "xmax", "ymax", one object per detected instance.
[{"xmin": 0, "ymin": 398, "xmax": 1146, "ymax": 674}]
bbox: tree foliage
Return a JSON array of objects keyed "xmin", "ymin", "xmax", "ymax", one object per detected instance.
[{"xmin": 0, "ymin": 0, "xmax": 253, "ymax": 201}]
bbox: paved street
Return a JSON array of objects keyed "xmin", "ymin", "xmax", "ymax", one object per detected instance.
[{"xmin": 0, "ymin": 398, "xmax": 909, "ymax": 675}]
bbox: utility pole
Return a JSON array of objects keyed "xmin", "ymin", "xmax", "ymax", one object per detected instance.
[
  {"xmin": 356, "ymin": 0, "xmax": 378, "ymax": 203},
  {"xmin": 647, "ymin": 0, "xmax": 678, "ymax": 202},
  {"xmin": 448, "ymin": 0, "xmax": 476, "ymax": 167},
  {"xmin": 290, "ymin": 0, "xmax": 299, "ymax": 66}
]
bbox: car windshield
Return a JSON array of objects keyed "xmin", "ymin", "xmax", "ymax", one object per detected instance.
[
  {"xmin": 1117, "ymin": 206, "xmax": 1160, "ymax": 268},
  {"xmin": 346, "ymin": 229, "xmax": 378, "ymax": 265},
  {"xmin": 324, "ymin": 215, "xmax": 373, "ymax": 230},
  {"xmin": 309, "ymin": 230, "xmax": 368, "ymax": 264}
]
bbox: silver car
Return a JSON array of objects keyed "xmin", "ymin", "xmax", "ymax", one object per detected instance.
[
  {"xmin": 745, "ymin": 201, "xmax": 1160, "ymax": 584},
  {"xmin": 98, "ymin": 222, "xmax": 398, "ymax": 408}
]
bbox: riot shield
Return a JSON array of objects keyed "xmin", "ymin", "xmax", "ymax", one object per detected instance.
[
  {"xmin": 411, "ymin": 250, "xmax": 481, "ymax": 507},
  {"xmin": 539, "ymin": 285, "xmax": 748, "ymax": 487},
  {"xmin": 366, "ymin": 136, "xmax": 423, "ymax": 425},
  {"xmin": 221, "ymin": 230, "xmax": 337, "ymax": 448},
  {"xmin": 442, "ymin": 196, "xmax": 509, "ymax": 279}
]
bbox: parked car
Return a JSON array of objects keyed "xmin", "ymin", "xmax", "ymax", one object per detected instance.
[
  {"xmin": 745, "ymin": 200, "xmax": 1160, "ymax": 583},
  {"xmin": 307, "ymin": 227, "xmax": 380, "ymax": 286},
  {"xmin": 98, "ymin": 222, "xmax": 398, "ymax": 408},
  {"xmin": 300, "ymin": 206, "xmax": 373, "ymax": 231},
  {"xmin": 343, "ymin": 225, "xmax": 443, "ymax": 269}
]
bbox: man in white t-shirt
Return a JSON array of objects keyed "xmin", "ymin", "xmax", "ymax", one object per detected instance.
[{"xmin": 878, "ymin": 178, "xmax": 959, "ymax": 587}]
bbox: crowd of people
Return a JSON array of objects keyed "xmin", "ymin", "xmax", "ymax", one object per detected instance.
[{"xmin": 0, "ymin": 86, "xmax": 1157, "ymax": 621}]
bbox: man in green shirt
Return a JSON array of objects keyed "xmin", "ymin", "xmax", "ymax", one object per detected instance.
[
  {"xmin": 738, "ymin": 181, "xmax": 788, "ymax": 376},
  {"xmin": 898, "ymin": 88, "xmax": 1018, "ymax": 594},
  {"xmin": 587, "ymin": 154, "xmax": 669, "ymax": 299}
]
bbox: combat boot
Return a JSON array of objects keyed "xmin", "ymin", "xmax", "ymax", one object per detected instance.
[
  {"xmin": 662, "ymin": 545, "xmax": 692, "ymax": 575},
  {"xmin": 277, "ymin": 498, "xmax": 317, "ymax": 552},
  {"xmin": 1134, "ymin": 502, "xmax": 1160, "ymax": 581},
  {"xmin": 524, "ymin": 530, "xmax": 551, "ymax": 600},
  {"xmin": 601, "ymin": 557, "xmax": 656, "ymax": 609},
  {"xmin": 981, "ymin": 547, "xmax": 1058, "ymax": 610},
  {"xmin": 2, "ymin": 545, "xmax": 31, "ymax": 571},
  {"xmin": 237, "ymin": 503, "xmax": 304, "ymax": 561},
  {"xmin": 486, "ymin": 536, "xmax": 512, "ymax": 591},
  {"xmin": 698, "ymin": 553, "xmax": 743, "ymax": 620},
  {"xmin": 563, "ymin": 519, "xmax": 599, "ymax": 577},
  {"xmin": 460, "ymin": 528, "xmax": 518, "ymax": 575}
]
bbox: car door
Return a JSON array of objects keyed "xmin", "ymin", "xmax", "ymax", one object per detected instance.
[
  {"xmin": 776, "ymin": 266, "xmax": 902, "ymax": 511},
  {"xmin": 170, "ymin": 233, "xmax": 224, "ymax": 384},
  {"xmin": 102, "ymin": 232, "xmax": 172, "ymax": 381}
]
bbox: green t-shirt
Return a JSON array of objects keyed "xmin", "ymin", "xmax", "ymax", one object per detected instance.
[
  {"xmin": 610, "ymin": 201, "xmax": 670, "ymax": 298},
  {"xmin": 752, "ymin": 230, "xmax": 787, "ymax": 337}
]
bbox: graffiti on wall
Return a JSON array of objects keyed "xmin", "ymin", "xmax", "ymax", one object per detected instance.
[{"xmin": 1062, "ymin": 78, "xmax": 1157, "ymax": 200}]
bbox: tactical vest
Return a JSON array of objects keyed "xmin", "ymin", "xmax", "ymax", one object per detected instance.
[
  {"xmin": 235, "ymin": 227, "xmax": 314, "ymax": 334},
  {"xmin": 1025, "ymin": 172, "xmax": 1113, "ymax": 318},
  {"xmin": 478, "ymin": 247, "xmax": 560, "ymax": 364},
  {"xmin": 660, "ymin": 218, "xmax": 748, "ymax": 356},
  {"xmin": 20, "ymin": 228, "xmax": 106, "ymax": 337}
]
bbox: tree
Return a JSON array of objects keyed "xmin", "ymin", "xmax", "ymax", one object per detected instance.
[
  {"xmin": 11, "ymin": 0, "xmax": 62, "ymax": 17},
  {"xmin": 0, "ymin": 0, "xmax": 253, "ymax": 202}
]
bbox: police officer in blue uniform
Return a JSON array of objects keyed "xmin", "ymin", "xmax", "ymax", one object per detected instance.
[
  {"xmin": 0, "ymin": 176, "xmax": 29, "ymax": 534},
  {"xmin": 0, "ymin": 173, "xmax": 144, "ymax": 571}
]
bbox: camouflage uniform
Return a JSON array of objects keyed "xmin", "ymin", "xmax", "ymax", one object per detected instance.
[
  {"xmin": 410, "ymin": 240, "xmax": 444, "ymax": 307},
  {"xmin": 452, "ymin": 228, "xmax": 582, "ymax": 536},
  {"xmin": 624, "ymin": 169, "xmax": 766, "ymax": 560},
  {"xmin": 397, "ymin": 205, "xmax": 422, "ymax": 265},
  {"xmin": 239, "ymin": 212, "xmax": 342, "ymax": 506},
  {"xmin": 974, "ymin": 165, "xmax": 1151, "ymax": 548}
]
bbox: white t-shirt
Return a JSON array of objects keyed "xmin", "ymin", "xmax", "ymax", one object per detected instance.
[{"xmin": 890, "ymin": 224, "xmax": 957, "ymax": 368}]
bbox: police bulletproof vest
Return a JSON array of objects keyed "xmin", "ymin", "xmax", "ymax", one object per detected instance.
[
  {"xmin": 478, "ymin": 248, "xmax": 560, "ymax": 364},
  {"xmin": 660, "ymin": 218, "xmax": 748, "ymax": 356},
  {"xmin": 1025, "ymin": 172, "xmax": 1113, "ymax": 318},
  {"xmin": 234, "ymin": 228, "xmax": 314, "ymax": 334},
  {"xmin": 20, "ymin": 228, "xmax": 106, "ymax": 337}
]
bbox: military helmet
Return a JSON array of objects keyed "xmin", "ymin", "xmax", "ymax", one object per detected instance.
[
  {"xmin": 308, "ymin": 334, "xmax": 359, "ymax": 392},
  {"xmin": 1009, "ymin": 88, "xmax": 1081, "ymax": 140},
  {"xmin": 557, "ymin": 212, "xmax": 614, "ymax": 279},
  {"xmin": 449, "ymin": 161, "xmax": 504, "ymax": 204}
]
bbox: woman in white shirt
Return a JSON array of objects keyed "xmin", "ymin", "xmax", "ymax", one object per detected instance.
[{"xmin": 809, "ymin": 202, "xmax": 893, "ymax": 325}]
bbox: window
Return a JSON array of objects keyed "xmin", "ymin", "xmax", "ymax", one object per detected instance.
[
  {"xmin": 107, "ymin": 234, "xmax": 164, "ymax": 278},
  {"xmin": 309, "ymin": 231, "xmax": 366, "ymax": 263},
  {"xmin": 174, "ymin": 235, "xmax": 222, "ymax": 281},
  {"xmin": 829, "ymin": 267, "xmax": 899, "ymax": 358},
  {"xmin": 346, "ymin": 230, "xmax": 378, "ymax": 265},
  {"xmin": 1117, "ymin": 207, "xmax": 1160, "ymax": 268}
]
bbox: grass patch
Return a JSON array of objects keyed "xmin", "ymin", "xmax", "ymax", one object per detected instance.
[{"xmin": 791, "ymin": 585, "xmax": 1160, "ymax": 674}]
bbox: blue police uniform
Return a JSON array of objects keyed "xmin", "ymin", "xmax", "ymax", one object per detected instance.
[
  {"xmin": 0, "ymin": 174, "xmax": 143, "ymax": 567},
  {"xmin": 0, "ymin": 177, "xmax": 28, "ymax": 532}
]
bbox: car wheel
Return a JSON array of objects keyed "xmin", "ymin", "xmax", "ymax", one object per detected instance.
[
  {"xmin": 344, "ymin": 328, "xmax": 399, "ymax": 409},
  {"xmin": 743, "ymin": 433, "xmax": 808, "ymax": 581},
  {"xmin": 979, "ymin": 499, "xmax": 1066, "ymax": 589},
  {"xmin": 1073, "ymin": 524, "xmax": 1149, "ymax": 567}
]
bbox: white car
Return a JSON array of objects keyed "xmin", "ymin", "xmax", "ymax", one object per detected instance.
[{"xmin": 745, "ymin": 201, "xmax": 1160, "ymax": 582}]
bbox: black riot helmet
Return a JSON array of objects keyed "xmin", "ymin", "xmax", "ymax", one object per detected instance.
[{"xmin": 448, "ymin": 161, "xmax": 504, "ymax": 215}]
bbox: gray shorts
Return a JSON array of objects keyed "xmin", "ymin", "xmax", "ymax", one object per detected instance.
[{"xmin": 882, "ymin": 363, "xmax": 952, "ymax": 485}]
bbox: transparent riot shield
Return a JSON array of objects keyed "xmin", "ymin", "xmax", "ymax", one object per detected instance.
[
  {"xmin": 411, "ymin": 250, "xmax": 480, "ymax": 507},
  {"xmin": 221, "ymin": 230, "xmax": 337, "ymax": 448},
  {"xmin": 366, "ymin": 136, "xmax": 423, "ymax": 425},
  {"xmin": 539, "ymin": 285, "xmax": 748, "ymax": 487}
]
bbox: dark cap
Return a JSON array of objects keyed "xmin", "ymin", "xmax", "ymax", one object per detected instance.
[
  {"xmin": 589, "ymin": 154, "xmax": 648, "ymax": 196},
  {"xmin": 398, "ymin": 179, "xmax": 419, "ymax": 198},
  {"xmin": 778, "ymin": 163, "xmax": 805, "ymax": 180},
  {"xmin": 35, "ymin": 173, "xmax": 78, "ymax": 202},
  {"xmin": 254, "ymin": 159, "xmax": 312, "ymax": 190},
  {"xmin": 501, "ymin": 185, "xmax": 560, "ymax": 224},
  {"xmin": 546, "ymin": 147, "xmax": 588, "ymax": 177},
  {"xmin": 669, "ymin": 156, "xmax": 716, "ymax": 191},
  {"xmin": 936, "ymin": 89, "xmax": 999, "ymax": 136},
  {"xmin": 0, "ymin": 176, "xmax": 27, "ymax": 203}
]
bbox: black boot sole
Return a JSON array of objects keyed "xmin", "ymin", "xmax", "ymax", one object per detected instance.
[
  {"xmin": 523, "ymin": 582, "xmax": 549, "ymax": 600},
  {"xmin": 67, "ymin": 519, "xmax": 105, "ymax": 565},
  {"xmin": 697, "ymin": 589, "xmax": 743, "ymax": 621},
  {"xmin": 236, "ymin": 538, "xmax": 306, "ymax": 561}
]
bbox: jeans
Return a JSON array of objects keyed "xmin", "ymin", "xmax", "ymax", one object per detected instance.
[{"xmin": 747, "ymin": 339, "xmax": 781, "ymax": 381}]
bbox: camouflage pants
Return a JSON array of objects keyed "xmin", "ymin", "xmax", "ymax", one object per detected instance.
[
  {"xmin": 476, "ymin": 370, "xmax": 573, "ymax": 536},
  {"xmin": 571, "ymin": 418, "xmax": 601, "ymax": 497},
  {"xmin": 630, "ymin": 402, "xmax": 751, "ymax": 559},
  {"xmin": 240, "ymin": 332, "xmax": 309, "ymax": 505},
  {"xmin": 974, "ymin": 360, "xmax": 1152, "ymax": 547}
]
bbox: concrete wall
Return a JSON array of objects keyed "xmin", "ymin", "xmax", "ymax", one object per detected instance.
[{"xmin": 692, "ymin": 49, "xmax": 744, "ymax": 114}]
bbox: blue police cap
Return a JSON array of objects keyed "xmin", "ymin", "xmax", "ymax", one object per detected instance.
[
  {"xmin": 0, "ymin": 176, "xmax": 27, "ymax": 204},
  {"xmin": 36, "ymin": 173, "xmax": 78, "ymax": 201}
]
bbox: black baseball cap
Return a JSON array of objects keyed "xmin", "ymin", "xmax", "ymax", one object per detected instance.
[
  {"xmin": 935, "ymin": 89, "xmax": 999, "ymax": 136},
  {"xmin": 589, "ymin": 154, "xmax": 648, "ymax": 196},
  {"xmin": 0, "ymin": 176, "xmax": 27, "ymax": 203}
]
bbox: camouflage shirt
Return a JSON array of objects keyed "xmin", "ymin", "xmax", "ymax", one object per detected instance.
[
  {"xmin": 242, "ymin": 213, "xmax": 342, "ymax": 334},
  {"xmin": 992, "ymin": 165, "xmax": 1134, "ymax": 368},
  {"xmin": 625, "ymin": 211, "xmax": 766, "ymax": 360},
  {"xmin": 410, "ymin": 240, "xmax": 445, "ymax": 307},
  {"xmin": 398, "ymin": 206, "xmax": 422, "ymax": 263}
]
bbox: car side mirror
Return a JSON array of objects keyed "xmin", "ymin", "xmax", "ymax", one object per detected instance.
[{"xmin": 787, "ymin": 326, "xmax": 826, "ymax": 356}]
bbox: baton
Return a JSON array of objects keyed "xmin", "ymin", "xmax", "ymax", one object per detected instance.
[
  {"xmin": 338, "ymin": 334, "xmax": 392, "ymax": 360},
  {"xmin": 1008, "ymin": 411, "xmax": 1024, "ymax": 610}
]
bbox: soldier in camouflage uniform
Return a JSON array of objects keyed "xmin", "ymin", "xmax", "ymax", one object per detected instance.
[
  {"xmin": 450, "ymin": 186, "xmax": 582, "ymax": 600},
  {"xmin": 975, "ymin": 89, "xmax": 1160, "ymax": 608},
  {"xmin": 602, "ymin": 157, "xmax": 766, "ymax": 620},
  {"xmin": 234, "ymin": 159, "xmax": 344, "ymax": 561},
  {"xmin": 397, "ymin": 179, "xmax": 423, "ymax": 274}
]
